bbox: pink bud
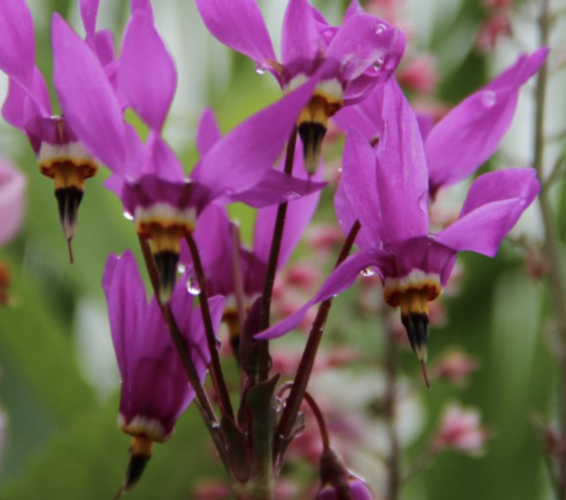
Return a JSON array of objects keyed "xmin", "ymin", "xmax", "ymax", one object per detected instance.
[{"xmin": 317, "ymin": 475, "xmax": 375, "ymax": 500}]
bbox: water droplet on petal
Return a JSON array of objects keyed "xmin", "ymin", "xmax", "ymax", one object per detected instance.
[
  {"xmin": 210, "ymin": 421, "xmax": 221, "ymax": 430},
  {"xmin": 284, "ymin": 191, "xmax": 300, "ymax": 201},
  {"xmin": 418, "ymin": 191, "xmax": 429, "ymax": 214},
  {"xmin": 361, "ymin": 267, "xmax": 377, "ymax": 277},
  {"xmin": 177, "ymin": 264, "xmax": 186, "ymax": 274},
  {"xmin": 273, "ymin": 397, "xmax": 283, "ymax": 412},
  {"xmin": 373, "ymin": 59, "xmax": 384, "ymax": 73},
  {"xmin": 187, "ymin": 276, "xmax": 201, "ymax": 295},
  {"xmin": 255, "ymin": 64, "xmax": 267, "ymax": 75},
  {"xmin": 375, "ymin": 23, "xmax": 387, "ymax": 35},
  {"xmin": 123, "ymin": 211, "xmax": 134, "ymax": 221},
  {"xmin": 481, "ymin": 90, "xmax": 497, "ymax": 108}
]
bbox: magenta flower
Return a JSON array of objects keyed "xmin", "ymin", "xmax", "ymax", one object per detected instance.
[
  {"xmin": 257, "ymin": 80, "xmax": 540, "ymax": 364},
  {"xmin": 0, "ymin": 158, "xmax": 26, "ymax": 247},
  {"xmin": 52, "ymin": 9, "xmax": 323, "ymax": 302},
  {"xmin": 102, "ymin": 250, "xmax": 224, "ymax": 487},
  {"xmin": 0, "ymin": 0, "xmax": 113, "ymax": 249},
  {"xmin": 317, "ymin": 475, "xmax": 375, "ymax": 500},
  {"xmin": 336, "ymin": 48, "xmax": 548, "ymax": 197},
  {"xmin": 195, "ymin": 0, "xmax": 405, "ymax": 173}
]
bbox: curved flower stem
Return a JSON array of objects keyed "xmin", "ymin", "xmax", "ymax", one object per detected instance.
[
  {"xmin": 185, "ymin": 233, "xmax": 236, "ymax": 422},
  {"xmin": 231, "ymin": 223, "xmax": 247, "ymax": 346},
  {"xmin": 138, "ymin": 235, "xmax": 218, "ymax": 426},
  {"xmin": 257, "ymin": 128, "xmax": 298, "ymax": 383},
  {"xmin": 274, "ymin": 220, "xmax": 361, "ymax": 462},
  {"xmin": 384, "ymin": 326, "xmax": 400, "ymax": 500},
  {"xmin": 532, "ymin": 1, "xmax": 566, "ymax": 497}
]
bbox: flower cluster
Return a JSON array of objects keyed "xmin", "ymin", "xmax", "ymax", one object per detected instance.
[{"xmin": 0, "ymin": 0, "xmax": 548, "ymax": 498}]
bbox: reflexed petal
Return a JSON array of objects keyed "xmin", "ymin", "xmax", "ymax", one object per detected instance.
[
  {"xmin": 102, "ymin": 251, "xmax": 147, "ymax": 389},
  {"xmin": 80, "ymin": 0, "xmax": 100, "ymax": 41},
  {"xmin": 225, "ymin": 169, "xmax": 326, "ymax": 208},
  {"xmin": 196, "ymin": 108, "xmax": 221, "ymax": 156},
  {"xmin": 254, "ymin": 151, "xmax": 323, "ymax": 266},
  {"xmin": 281, "ymin": 0, "xmax": 324, "ymax": 67},
  {"xmin": 436, "ymin": 169, "xmax": 540, "ymax": 257},
  {"xmin": 426, "ymin": 49, "xmax": 548, "ymax": 192},
  {"xmin": 325, "ymin": 15, "xmax": 404, "ymax": 84},
  {"xmin": 344, "ymin": 0, "xmax": 364, "ymax": 20},
  {"xmin": 119, "ymin": 13, "xmax": 177, "ymax": 131},
  {"xmin": 338, "ymin": 128, "xmax": 381, "ymax": 247},
  {"xmin": 52, "ymin": 14, "xmax": 127, "ymax": 172},
  {"xmin": 93, "ymin": 30, "xmax": 115, "ymax": 67},
  {"xmin": 192, "ymin": 76, "xmax": 319, "ymax": 199},
  {"xmin": 141, "ymin": 132, "xmax": 185, "ymax": 181},
  {"xmin": 0, "ymin": 0, "xmax": 35, "ymax": 88},
  {"xmin": 130, "ymin": 0, "xmax": 154, "ymax": 19},
  {"xmin": 376, "ymin": 79, "xmax": 428, "ymax": 243},
  {"xmin": 194, "ymin": 0, "xmax": 276, "ymax": 66},
  {"xmin": 0, "ymin": 159, "xmax": 26, "ymax": 246},
  {"xmin": 255, "ymin": 248, "xmax": 387, "ymax": 339}
]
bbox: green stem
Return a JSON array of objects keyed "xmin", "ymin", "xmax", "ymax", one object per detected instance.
[{"xmin": 532, "ymin": 2, "xmax": 566, "ymax": 497}]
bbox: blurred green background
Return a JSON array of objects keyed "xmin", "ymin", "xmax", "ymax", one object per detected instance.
[{"xmin": 0, "ymin": 0, "xmax": 564, "ymax": 499}]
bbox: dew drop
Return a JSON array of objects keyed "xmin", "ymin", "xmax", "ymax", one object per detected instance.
[
  {"xmin": 373, "ymin": 59, "xmax": 384, "ymax": 73},
  {"xmin": 284, "ymin": 191, "xmax": 300, "ymax": 201},
  {"xmin": 177, "ymin": 264, "xmax": 186, "ymax": 274},
  {"xmin": 210, "ymin": 421, "xmax": 221, "ymax": 430},
  {"xmin": 187, "ymin": 276, "xmax": 201, "ymax": 295},
  {"xmin": 375, "ymin": 23, "xmax": 387, "ymax": 35},
  {"xmin": 361, "ymin": 267, "xmax": 377, "ymax": 277},
  {"xmin": 255, "ymin": 65, "xmax": 267, "ymax": 75},
  {"xmin": 123, "ymin": 211, "xmax": 134, "ymax": 221},
  {"xmin": 273, "ymin": 397, "xmax": 283, "ymax": 412},
  {"xmin": 481, "ymin": 90, "xmax": 497, "ymax": 108}
]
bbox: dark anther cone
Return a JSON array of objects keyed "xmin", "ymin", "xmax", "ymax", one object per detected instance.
[
  {"xmin": 55, "ymin": 186, "xmax": 83, "ymax": 242},
  {"xmin": 401, "ymin": 312, "xmax": 429, "ymax": 363},
  {"xmin": 123, "ymin": 452, "xmax": 151, "ymax": 492},
  {"xmin": 298, "ymin": 122, "xmax": 327, "ymax": 175},
  {"xmin": 153, "ymin": 250, "xmax": 179, "ymax": 304}
]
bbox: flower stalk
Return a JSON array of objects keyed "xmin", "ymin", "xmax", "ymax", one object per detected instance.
[{"xmin": 532, "ymin": 0, "xmax": 566, "ymax": 497}]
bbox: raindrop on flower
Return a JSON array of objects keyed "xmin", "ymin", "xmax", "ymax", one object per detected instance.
[
  {"xmin": 255, "ymin": 65, "xmax": 267, "ymax": 75},
  {"xmin": 273, "ymin": 397, "xmax": 283, "ymax": 412},
  {"xmin": 375, "ymin": 23, "xmax": 387, "ymax": 35},
  {"xmin": 177, "ymin": 264, "xmax": 186, "ymax": 274},
  {"xmin": 187, "ymin": 276, "xmax": 201, "ymax": 295},
  {"xmin": 481, "ymin": 90, "xmax": 497, "ymax": 108},
  {"xmin": 123, "ymin": 211, "xmax": 134, "ymax": 221},
  {"xmin": 284, "ymin": 191, "xmax": 300, "ymax": 201},
  {"xmin": 373, "ymin": 59, "xmax": 384, "ymax": 73},
  {"xmin": 209, "ymin": 421, "xmax": 221, "ymax": 430},
  {"xmin": 361, "ymin": 267, "xmax": 377, "ymax": 277}
]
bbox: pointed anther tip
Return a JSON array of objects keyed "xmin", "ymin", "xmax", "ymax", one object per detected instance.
[
  {"xmin": 67, "ymin": 238, "xmax": 74, "ymax": 265},
  {"xmin": 420, "ymin": 360, "xmax": 431, "ymax": 390}
]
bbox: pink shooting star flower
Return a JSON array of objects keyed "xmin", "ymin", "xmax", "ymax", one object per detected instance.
[
  {"xmin": 195, "ymin": 0, "xmax": 405, "ymax": 174},
  {"xmin": 52, "ymin": 9, "xmax": 324, "ymax": 303},
  {"xmin": 256, "ymin": 79, "xmax": 540, "ymax": 371},
  {"xmin": 0, "ymin": 0, "xmax": 114, "ymax": 258},
  {"xmin": 103, "ymin": 250, "xmax": 224, "ymax": 491},
  {"xmin": 335, "ymin": 48, "xmax": 548, "ymax": 198}
]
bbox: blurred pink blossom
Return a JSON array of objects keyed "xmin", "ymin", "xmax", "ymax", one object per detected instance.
[
  {"xmin": 433, "ymin": 404, "xmax": 490, "ymax": 455},
  {"xmin": 430, "ymin": 349, "xmax": 479, "ymax": 385},
  {"xmin": 398, "ymin": 54, "xmax": 439, "ymax": 94},
  {"xmin": 476, "ymin": 12, "xmax": 512, "ymax": 53},
  {"xmin": 0, "ymin": 158, "xmax": 26, "ymax": 247}
]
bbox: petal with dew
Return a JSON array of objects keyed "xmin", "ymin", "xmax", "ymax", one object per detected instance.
[
  {"xmin": 436, "ymin": 168, "xmax": 540, "ymax": 257},
  {"xmin": 194, "ymin": 0, "xmax": 276, "ymax": 67},
  {"xmin": 119, "ymin": 12, "xmax": 177, "ymax": 131},
  {"xmin": 256, "ymin": 248, "xmax": 388, "ymax": 340},
  {"xmin": 426, "ymin": 49, "xmax": 548, "ymax": 192},
  {"xmin": 52, "ymin": 14, "xmax": 127, "ymax": 173},
  {"xmin": 192, "ymin": 75, "xmax": 319, "ymax": 200}
]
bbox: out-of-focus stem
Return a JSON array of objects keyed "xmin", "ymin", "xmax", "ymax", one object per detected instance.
[
  {"xmin": 185, "ymin": 233, "xmax": 235, "ymax": 422},
  {"xmin": 274, "ymin": 220, "xmax": 361, "ymax": 461},
  {"xmin": 384, "ymin": 327, "xmax": 400, "ymax": 500},
  {"xmin": 257, "ymin": 128, "xmax": 298, "ymax": 383},
  {"xmin": 533, "ymin": 1, "xmax": 566, "ymax": 497}
]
